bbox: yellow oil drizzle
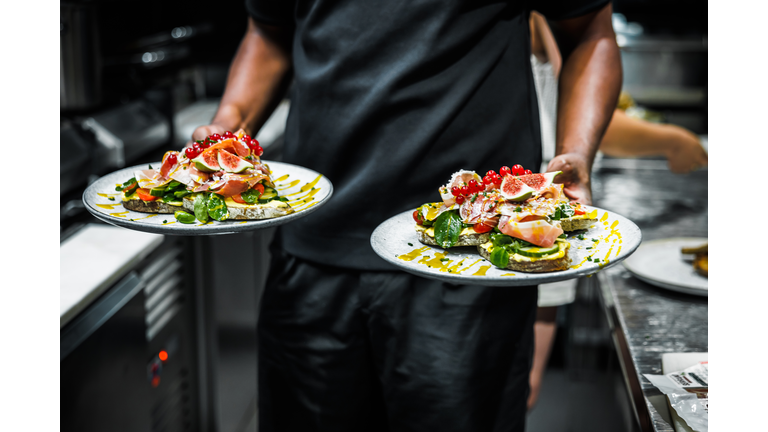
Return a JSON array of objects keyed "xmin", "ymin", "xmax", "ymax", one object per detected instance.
[
  {"xmin": 197, "ymin": 221, "xmax": 213, "ymax": 226},
  {"xmin": 277, "ymin": 179, "xmax": 301, "ymax": 190},
  {"xmin": 472, "ymin": 265, "xmax": 491, "ymax": 276},
  {"xmin": 239, "ymin": 221, "xmax": 248, "ymax": 224},
  {"xmin": 588, "ymin": 209, "xmax": 598, "ymax": 219},
  {"xmin": 133, "ymin": 214, "xmax": 159, "ymax": 221},
  {"xmin": 418, "ymin": 252, "xmax": 448, "ymax": 268},
  {"xmin": 274, "ymin": 174, "xmax": 290, "ymax": 182},
  {"xmin": 288, "ymin": 188, "xmax": 320, "ymax": 204},
  {"xmin": 162, "ymin": 220, "xmax": 177, "ymax": 225},
  {"xmin": 398, "ymin": 246, "xmax": 431, "ymax": 261},
  {"xmin": 97, "ymin": 193, "xmax": 120, "ymax": 198},
  {"xmin": 294, "ymin": 201, "xmax": 319, "ymax": 212},
  {"xmin": 457, "ymin": 259, "xmax": 483, "ymax": 274},
  {"xmin": 616, "ymin": 245, "xmax": 622, "ymax": 257},
  {"xmin": 300, "ymin": 175, "xmax": 323, "ymax": 192},
  {"xmin": 442, "ymin": 258, "xmax": 466, "ymax": 273},
  {"xmin": 600, "ymin": 212, "xmax": 609, "ymax": 222},
  {"xmin": 110, "ymin": 211, "xmax": 129, "ymax": 218},
  {"xmin": 96, "ymin": 203, "xmax": 121, "ymax": 210},
  {"xmin": 501, "ymin": 273, "xmax": 516, "ymax": 276}
]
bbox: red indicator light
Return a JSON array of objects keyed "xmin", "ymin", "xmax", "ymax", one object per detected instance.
[
  {"xmin": 158, "ymin": 350, "xmax": 168, "ymax": 362},
  {"xmin": 151, "ymin": 376, "xmax": 160, "ymax": 388}
]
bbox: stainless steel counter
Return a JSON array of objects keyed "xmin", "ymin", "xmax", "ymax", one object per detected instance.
[{"xmin": 591, "ymin": 157, "xmax": 708, "ymax": 432}]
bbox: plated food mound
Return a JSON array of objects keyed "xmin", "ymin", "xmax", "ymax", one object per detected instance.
[
  {"xmin": 682, "ymin": 243, "xmax": 708, "ymax": 278},
  {"xmin": 115, "ymin": 130, "xmax": 293, "ymax": 223},
  {"xmin": 413, "ymin": 164, "xmax": 597, "ymax": 273}
]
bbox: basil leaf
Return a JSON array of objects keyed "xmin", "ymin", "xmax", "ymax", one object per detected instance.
[
  {"xmin": 433, "ymin": 210, "xmax": 462, "ymax": 249},
  {"xmin": 489, "ymin": 246, "xmax": 510, "ymax": 269},
  {"xmin": 491, "ymin": 233, "xmax": 513, "ymax": 247},
  {"xmin": 166, "ymin": 181, "xmax": 182, "ymax": 190},
  {"xmin": 193, "ymin": 193, "xmax": 209, "ymax": 223},
  {"xmin": 240, "ymin": 188, "xmax": 261, "ymax": 204},
  {"xmin": 207, "ymin": 193, "xmax": 229, "ymax": 221}
]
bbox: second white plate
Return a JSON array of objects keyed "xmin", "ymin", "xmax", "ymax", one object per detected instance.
[{"xmin": 622, "ymin": 237, "xmax": 708, "ymax": 296}]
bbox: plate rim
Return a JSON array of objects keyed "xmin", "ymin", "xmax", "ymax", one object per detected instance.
[
  {"xmin": 621, "ymin": 236, "xmax": 708, "ymax": 296},
  {"xmin": 370, "ymin": 205, "xmax": 643, "ymax": 287},
  {"xmin": 83, "ymin": 160, "xmax": 333, "ymax": 236}
]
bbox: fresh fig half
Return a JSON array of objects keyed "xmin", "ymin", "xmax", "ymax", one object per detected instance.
[
  {"xmin": 499, "ymin": 175, "xmax": 536, "ymax": 201},
  {"xmin": 218, "ymin": 150, "xmax": 253, "ymax": 174},
  {"xmin": 193, "ymin": 148, "xmax": 221, "ymax": 173},
  {"xmin": 517, "ymin": 171, "xmax": 561, "ymax": 192}
]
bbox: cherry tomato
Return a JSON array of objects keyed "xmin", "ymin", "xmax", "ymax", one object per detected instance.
[
  {"xmin": 499, "ymin": 166, "xmax": 511, "ymax": 177},
  {"xmin": 253, "ymin": 183, "xmax": 265, "ymax": 195},
  {"xmin": 524, "ymin": 169, "xmax": 533, "ymax": 175},
  {"xmin": 451, "ymin": 186, "xmax": 461, "ymax": 197},
  {"xmin": 413, "ymin": 210, "xmax": 424, "ymax": 224},
  {"xmin": 574, "ymin": 208, "xmax": 586, "ymax": 215},
  {"xmin": 511, "ymin": 164, "xmax": 524, "ymax": 176},
  {"xmin": 460, "ymin": 185, "xmax": 469, "ymax": 196},
  {"xmin": 473, "ymin": 222, "xmax": 493, "ymax": 234},
  {"xmin": 185, "ymin": 147, "xmax": 199, "ymax": 159},
  {"xmin": 232, "ymin": 194, "xmax": 246, "ymax": 204},
  {"xmin": 455, "ymin": 195, "xmax": 465, "ymax": 204},
  {"xmin": 136, "ymin": 188, "xmax": 159, "ymax": 201}
]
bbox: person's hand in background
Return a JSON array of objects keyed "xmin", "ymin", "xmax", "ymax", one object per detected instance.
[
  {"xmin": 663, "ymin": 125, "xmax": 708, "ymax": 174},
  {"xmin": 547, "ymin": 152, "xmax": 593, "ymax": 205}
]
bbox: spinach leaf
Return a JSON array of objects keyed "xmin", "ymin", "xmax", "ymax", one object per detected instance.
[
  {"xmin": 490, "ymin": 246, "xmax": 510, "ymax": 269},
  {"xmin": 193, "ymin": 193, "xmax": 209, "ymax": 223},
  {"xmin": 433, "ymin": 210, "xmax": 462, "ymax": 249},
  {"xmin": 207, "ymin": 193, "xmax": 229, "ymax": 221},
  {"xmin": 115, "ymin": 177, "xmax": 137, "ymax": 191},
  {"xmin": 240, "ymin": 188, "xmax": 261, "ymax": 204}
]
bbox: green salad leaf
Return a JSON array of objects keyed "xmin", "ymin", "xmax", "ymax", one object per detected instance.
[
  {"xmin": 193, "ymin": 193, "xmax": 209, "ymax": 223},
  {"xmin": 490, "ymin": 246, "xmax": 510, "ymax": 269},
  {"xmin": 550, "ymin": 203, "xmax": 575, "ymax": 221},
  {"xmin": 240, "ymin": 188, "xmax": 261, "ymax": 204},
  {"xmin": 174, "ymin": 210, "xmax": 196, "ymax": 224},
  {"xmin": 207, "ymin": 193, "xmax": 229, "ymax": 221},
  {"xmin": 433, "ymin": 210, "xmax": 462, "ymax": 249}
]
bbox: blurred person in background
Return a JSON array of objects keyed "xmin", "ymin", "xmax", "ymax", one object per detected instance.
[
  {"xmin": 527, "ymin": 10, "xmax": 707, "ymax": 410},
  {"xmin": 193, "ymin": 2, "xmax": 621, "ymax": 431}
]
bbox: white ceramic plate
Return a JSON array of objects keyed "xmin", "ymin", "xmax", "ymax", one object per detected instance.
[
  {"xmin": 83, "ymin": 161, "xmax": 333, "ymax": 236},
  {"xmin": 622, "ymin": 237, "xmax": 708, "ymax": 296},
  {"xmin": 370, "ymin": 206, "xmax": 642, "ymax": 287}
]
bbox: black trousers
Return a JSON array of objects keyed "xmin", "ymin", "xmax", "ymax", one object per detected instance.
[{"xmin": 258, "ymin": 244, "xmax": 538, "ymax": 432}]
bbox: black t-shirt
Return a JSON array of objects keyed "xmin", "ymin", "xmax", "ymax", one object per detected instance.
[{"xmin": 246, "ymin": 0, "xmax": 608, "ymax": 270}]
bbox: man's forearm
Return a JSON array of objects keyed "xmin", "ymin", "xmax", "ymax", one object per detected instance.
[
  {"xmin": 208, "ymin": 17, "xmax": 293, "ymax": 137},
  {"xmin": 553, "ymin": 4, "xmax": 622, "ymax": 166}
]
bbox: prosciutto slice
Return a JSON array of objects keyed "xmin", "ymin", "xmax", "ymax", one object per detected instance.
[
  {"xmin": 134, "ymin": 169, "xmax": 172, "ymax": 189},
  {"xmin": 498, "ymin": 215, "xmax": 563, "ymax": 248},
  {"xmin": 459, "ymin": 195, "xmax": 499, "ymax": 224},
  {"xmin": 439, "ymin": 170, "xmax": 480, "ymax": 207},
  {"xmin": 499, "ymin": 197, "xmax": 563, "ymax": 222}
]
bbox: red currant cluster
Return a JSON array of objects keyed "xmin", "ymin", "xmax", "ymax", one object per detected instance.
[
  {"xmin": 184, "ymin": 131, "xmax": 263, "ymax": 159},
  {"xmin": 483, "ymin": 164, "xmax": 533, "ymax": 185},
  {"xmin": 450, "ymin": 179, "xmax": 484, "ymax": 204}
]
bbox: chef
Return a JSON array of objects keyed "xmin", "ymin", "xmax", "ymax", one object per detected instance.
[{"xmin": 191, "ymin": 0, "xmax": 621, "ymax": 430}]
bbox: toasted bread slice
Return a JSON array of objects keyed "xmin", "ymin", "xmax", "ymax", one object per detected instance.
[
  {"xmin": 561, "ymin": 216, "xmax": 597, "ymax": 232},
  {"xmin": 181, "ymin": 195, "xmax": 294, "ymax": 220},
  {"xmin": 477, "ymin": 240, "xmax": 571, "ymax": 273},
  {"xmin": 122, "ymin": 196, "xmax": 180, "ymax": 214},
  {"xmin": 415, "ymin": 224, "xmax": 490, "ymax": 247}
]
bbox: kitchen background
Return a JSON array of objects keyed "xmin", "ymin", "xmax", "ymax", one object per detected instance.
[{"xmin": 57, "ymin": 0, "xmax": 707, "ymax": 431}]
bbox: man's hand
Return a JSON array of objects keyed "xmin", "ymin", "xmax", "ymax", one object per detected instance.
[{"xmin": 547, "ymin": 153, "xmax": 592, "ymax": 205}]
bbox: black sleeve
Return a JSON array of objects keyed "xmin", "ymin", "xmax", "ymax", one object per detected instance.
[
  {"xmin": 244, "ymin": 0, "xmax": 295, "ymax": 26},
  {"xmin": 530, "ymin": 0, "xmax": 610, "ymax": 21}
]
